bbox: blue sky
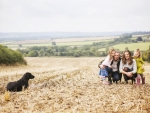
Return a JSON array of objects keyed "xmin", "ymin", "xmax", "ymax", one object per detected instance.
[{"xmin": 0, "ymin": 0, "xmax": 150, "ymax": 32}]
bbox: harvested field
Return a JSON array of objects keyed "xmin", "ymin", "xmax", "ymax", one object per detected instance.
[
  {"xmin": 54, "ymin": 36, "xmax": 118, "ymax": 43},
  {"xmin": 0, "ymin": 57, "xmax": 150, "ymax": 113},
  {"xmin": 12, "ymin": 40, "xmax": 51, "ymax": 44}
]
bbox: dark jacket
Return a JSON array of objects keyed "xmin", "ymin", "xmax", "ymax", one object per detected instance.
[
  {"xmin": 110, "ymin": 58, "xmax": 121, "ymax": 72},
  {"xmin": 111, "ymin": 58, "xmax": 122, "ymax": 81}
]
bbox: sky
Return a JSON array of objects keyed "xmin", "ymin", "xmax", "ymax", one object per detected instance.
[{"xmin": 0, "ymin": 0, "xmax": 150, "ymax": 32}]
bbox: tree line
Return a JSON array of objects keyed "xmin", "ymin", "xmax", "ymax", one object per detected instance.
[
  {"xmin": 16, "ymin": 44, "xmax": 150, "ymax": 63},
  {"xmin": 17, "ymin": 45, "xmax": 105, "ymax": 57},
  {"xmin": 16, "ymin": 33, "xmax": 142, "ymax": 58},
  {"xmin": 1, "ymin": 33, "xmax": 150, "ymax": 65}
]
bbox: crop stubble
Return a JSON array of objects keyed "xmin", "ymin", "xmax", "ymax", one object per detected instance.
[{"xmin": 0, "ymin": 57, "xmax": 150, "ymax": 113}]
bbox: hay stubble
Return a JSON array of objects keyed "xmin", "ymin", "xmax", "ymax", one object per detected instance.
[{"xmin": 0, "ymin": 57, "xmax": 150, "ymax": 113}]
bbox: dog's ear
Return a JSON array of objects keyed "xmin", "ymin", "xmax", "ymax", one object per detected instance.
[{"xmin": 24, "ymin": 72, "xmax": 31, "ymax": 80}]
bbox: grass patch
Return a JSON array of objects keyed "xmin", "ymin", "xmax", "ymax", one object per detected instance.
[
  {"xmin": 99, "ymin": 42, "xmax": 150, "ymax": 51},
  {"xmin": 56, "ymin": 40, "xmax": 110, "ymax": 46}
]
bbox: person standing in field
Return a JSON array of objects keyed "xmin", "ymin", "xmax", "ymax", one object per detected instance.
[
  {"xmin": 133, "ymin": 49, "xmax": 145, "ymax": 84},
  {"xmin": 119, "ymin": 50, "xmax": 137, "ymax": 84},
  {"xmin": 98, "ymin": 48, "xmax": 115, "ymax": 84}
]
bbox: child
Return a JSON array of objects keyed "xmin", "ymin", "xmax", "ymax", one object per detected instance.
[
  {"xmin": 133, "ymin": 49, "xmax": 145, "ymax": 84},
  {"xmin": 99, "ymin": 48, "xmax": 115, "ymax": 84}
]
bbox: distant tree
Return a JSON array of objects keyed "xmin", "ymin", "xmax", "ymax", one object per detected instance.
[
  {"xmin": 23, "ymin": 53, "xmax": 27, "ymax": 57},
  {"xmin": 136, "ymin": 37, "xmax": 143, "ymax": 41},
  {"xmin": 58, "ymin": 46, "xmax": 66, "ymax": 52},
  {"xmin": 134, "ymin": 40, "xmax": 138, "ymax": 43},
  {"xmin": 83, "ymin": 45, "xmax": 90, "ymax": 51},
  {"xmin": 59, "ymin": 52, "xmax": 66, "ymax": 56},
  {"xmin": 39, "ymin": 50, "xmax": 45, "ymax": 56},
  {"xmin": 90, "ymin": 47, "xmax": 97, "ymax": 52},
  {"xmin": 51, "ymin": 41, "xmax": 56, "ymax": 45},
  {"xmin": 105, "ymin": 47, "xmax": 109, "ymax": 54},
  {"xmin": 29, "ymin": 46, "xmax": 39, "ymax": 50},
  {"xmin": 81, "ymin": 50, "xmax": 87, "ymax": 56},
  {"xmin": 100, "ymin": 52, "xmax": 106, "ymax": 56},
  {"xmin": 18, "ymin": 44, "xmax": 22, "ymax": 47},
  {"xmin": 46, "ymin": 48, "xmax": 54, "ymax": 55},
  {"xmin": 68, "ymin": 50, "xmax": 75, "ymax": 56},
  {"xmin": 121, "ymin": 33, "xmax": 132, "ymax": 39},
  {"xmin": 28, "ymin": 51, "xmax": 37, "ymax": 57},
  {"xmin": 73, "ymin": 52, "xmax": 80, "ymax": 57},
  {"xmin": 114, "ymin": 38, "xmax": 119, "ymax": 41},
  {"xmin": 87, "ymin": 50, "xmax": 94, "ymax": 56},
  {"xmin": 94, "ymin": 50, "xmax": 100, "ymax": 57},
  {"xmin": 92, "ymin": 42, "xmax": 96, "ymax": 46},
  {"xmin": 73, "ymin": 46, "xmax": 77, "ymax": 50}
]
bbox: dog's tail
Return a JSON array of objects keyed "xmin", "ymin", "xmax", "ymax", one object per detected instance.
[{"xmin": 4, "ymin": 90, "xmax": 10, "ymax": 101}]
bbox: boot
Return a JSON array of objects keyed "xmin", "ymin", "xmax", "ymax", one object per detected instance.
[
  {"xmin": 108, "ymin": 74, "xmax": 112, "ymax": 84},
  {"xmin": 136, "ymin": 76, "xmax": 140, "ymax": 85},
  {"xmin": 142, "ymin": 77, "xmax": 145, "ymax": 84}
]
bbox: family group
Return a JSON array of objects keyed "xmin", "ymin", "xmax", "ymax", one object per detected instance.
[{"xmin": 98, "ymin": 48, "xmax": 145, "ymax": 85}]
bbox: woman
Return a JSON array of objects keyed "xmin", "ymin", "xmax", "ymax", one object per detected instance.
[{"xmin": 119, "ymin": 50, "xmax": 137, "ymax": 84}]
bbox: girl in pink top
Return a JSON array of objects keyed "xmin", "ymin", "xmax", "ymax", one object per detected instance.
[{"xmin": 99, "ymin": 48, "xmax": 116, "ymax": 84}]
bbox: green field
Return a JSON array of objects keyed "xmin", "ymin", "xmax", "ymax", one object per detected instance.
[
  {"xmin": 2, "ymin": 39, "xmax": 112, "ymax": 49},
  {"xmin": 55, "ymin": 40, "xmax": 111, "ymax": 46},
  {"xmin": 99, "ymin": 42, "xmax": 150, "ymax": 51},
  {"xmin": 1, "ymin": 35, "xmax": 149, "ymax": 51}
]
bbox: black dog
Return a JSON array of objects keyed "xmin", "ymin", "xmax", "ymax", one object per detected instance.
[
  {"xmin": 123, "ymin": 67, "xmax": 137, "ymax": 84},
  {"xmin": 7, "ymin": 72, "xmax": 35, "ymax": 92}
]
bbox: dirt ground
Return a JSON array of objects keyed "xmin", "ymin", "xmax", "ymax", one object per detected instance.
[{"xmin": 0, "ymin": 57, "xmax": 150, "ymax": 113}]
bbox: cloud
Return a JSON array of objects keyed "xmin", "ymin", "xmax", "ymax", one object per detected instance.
[{"xmin": 0, "ymin": 0, "xmax": 150, "ymax": 32}]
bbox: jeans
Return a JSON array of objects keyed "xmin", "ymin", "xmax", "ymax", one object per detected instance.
[
  {"xmin": 112, "ymin": 71, "xmax": 120, "ymax": 82},
  {"xmin": 100, "ymin": 68, "xmax": 108, "ymax": 76}
]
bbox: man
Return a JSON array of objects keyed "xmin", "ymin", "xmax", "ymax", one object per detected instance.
[{"xmin": 110, "ymin": 52, "xmax": 122, "ymax": 84}]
